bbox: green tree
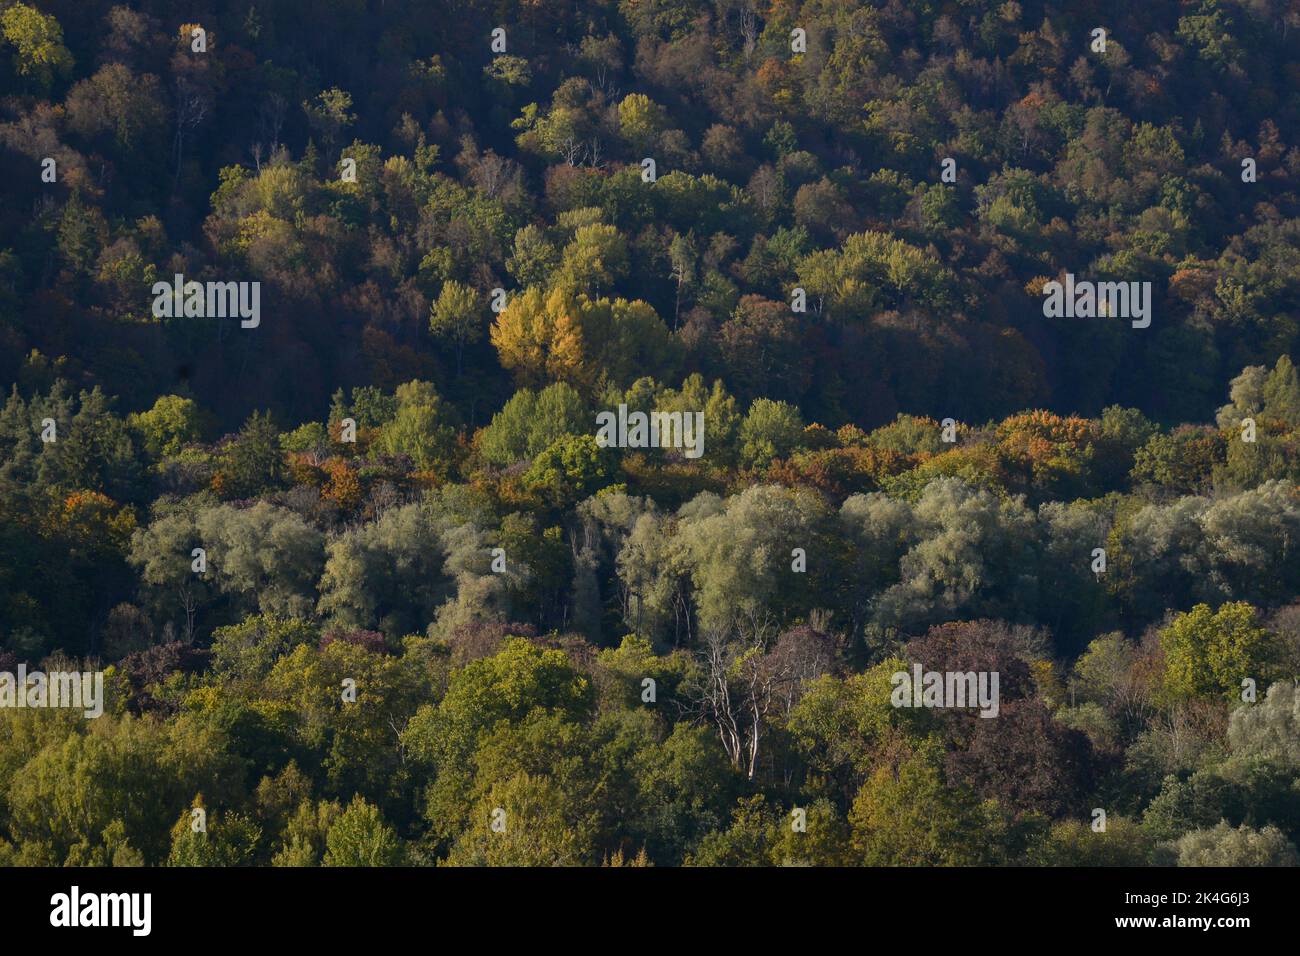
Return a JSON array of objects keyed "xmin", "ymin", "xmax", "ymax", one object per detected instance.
[
  {"xmin": 322, "ymin": 796, "xmax": 403, "ymax": 866},
  {"xmin": 444, "ymin": 771, "xmax": 593, "ymax": 866},
  {"xmin": 196, "ymin": 503, "xmax": 325, "ymax": 618},
  {"xmin": 617, "ymin": 93, "xmax": 667, "ymax": 153},
  {"xmin": 1228, "ymin": 681, "xmax": 1300, "ymax": 764},
  {"xmin": 128, "ymin": 396, "xmax": 207, "ymax": 459},
  {"xmin": 1168, "ymin": 822, "xmax": 1299, "ymax": 866},
  {"xmin": 272, "ymin": 799, "xmax": 343, "ymax": 867},
  {"xmin": 738, "ymin": 399, "xmax": 805, "ymax": 468},
  {"xmin": 316, "ymin": 503, "xmax": 453, "ymax": 636},
  {"xmin": 1, "ymin": 2, "xmax": 73, "ymax": 89},
  {"xmin": 1160, "ymin": 602, "xmax": 1274, "ymax": 702},
  {"xmin": 479, "ymin": 383, "xmax": 589, "ymax": 465},
  {"xmin": 558, "ymin": 224, "xmax": 628, "ymax": 294},
  {"xmin": 402, "ymin": 638, "xmax": 594, "ymax": 773},
  {"xmin": 848, "ymin": 746, "xmax": 1002, "ymax": 865},
  {"xmin": 506, "ymin": 225, "xmax": 559, "ymax": 288},
  {"xmin": 128, "ymin": 501, "xmax": 211, "ymax": 642},
  {"xmin": 429, "ymin": 280, "xmax": 482, "ymax": 375},
  {"xmin": 524, "ymin": 434, "xmax": 617, "ymax": 507},
  {"xmin": 167, "ymin": 802, "xmax": 262, "ymax": 866},
  {"xmin": 302, "ymin": 87, "xmax": 355, "ymax": 153},
  {"xmin": 373, "ymin": 381, "xmax": 459, "ymax": 472},
  {"xmin": 65, "ymin": 63, "xmax": 167, "ymax": 155},
  {"xmin": 209, "ymin": 615, "xmax": 319, "ymax": 684},
  {"xmin": 1027, "ymin": 817, "xmax": 1155, "ymax": 866},
  {"xmin": 1262, "ymin": 355, "xmax": 1300, "ymax": 425},
  {"xmin": 214, "ymin": 411, "xmax": 285, "ymax": 499}
]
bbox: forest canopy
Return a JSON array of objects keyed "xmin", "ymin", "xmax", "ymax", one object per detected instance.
[{"xmin": 0, "ymin": 0, "xmax": 1298, "ymax": 867}]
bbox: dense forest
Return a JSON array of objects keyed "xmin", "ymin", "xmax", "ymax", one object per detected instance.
[{"xmin": 1, "ymin": 0, "xmax": 1299, "ymax": 867}]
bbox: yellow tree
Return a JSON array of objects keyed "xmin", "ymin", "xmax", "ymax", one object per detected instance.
[{"xmin": 490, "ymin": 286, "xmax": 589, "ymax": 388}]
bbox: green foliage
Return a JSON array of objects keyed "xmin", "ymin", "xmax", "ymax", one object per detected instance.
[
  {"xmin": 2, "ymin": 0, "xmax": 1300, "ymax": 872},
  {"xmin": 403, "ymin": 638, "xmax": 594, "ymax": 772},
  {"xmin": 479, "ymin": 382, "xmax": 589, "ymax": 465},
  {"xmin": 617, "ymin": 93, "xmax": 667, "ymax": 152},
  {"xmin": 322, "ymin": 796, "xmax": 403, "ymax": 866},
  {"xmin": 524, "ymin": 434, "xmax": 617, "ymax": 506},
  {"xmin": 429, "ymin": 281, "xmax": 482, "ymax": 374},
  {"xmin": 1159, "ymin": 602, "xmax": 1274, "ymax": 702},
  {"xmin": 558, "ymin": 224, "xmax": 629, "ymax": 293},
  {"xmin": 167, "ymin": 804, "xmax": 262, "ymax": 867},
  {"xmin": 210, "ymin": 616, "xmax": 319, "ymax": 684},
  {"xmin": 1, "ymin": 3, "xmax": 72, "ymax": 89},
  {"xmin": 215, "ymin": 411, "xmax": 286, "ymax": 499},
  {"xmin": 797, "ymin": 231, "xmax": 957, "ymax": 317},
  {"xmin": 739, "ymin": 398, "xmax": 805, "ymax": 468},
  {"xmin": 1228, "ymin": 682, "xmax": 1300, "ymax": 765},
  {"xmin": 128, "ymin": 396, "xmax": 207, "ymax": 459},
  {"xmin": 373, "ymin": 382, "xmax": 459, "ymax": 472},
  {"xmin": 848, "ymin": 746, "xmax": 1004, "ymax": 866},
  {"xmin": 1167, "ymin": 822, "xmax": 1299, "ymax": 867},
  {"xmin": 302, "ymin": 87, "xmax": 355, "ymax": 150},
  {"xmin": 1028, "ymin": 817, "xmax": 1155, "ymax": 866}
]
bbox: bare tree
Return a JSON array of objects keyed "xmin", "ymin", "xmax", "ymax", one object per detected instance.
[
  {"xmin": 257, "ymin": 91, "xmax": 287, "ymax": 151},
  {"xmin": 177, "ymin": 581, "xmax": 199, "ymax": 644},
  {"xmin": 172, "ymin": 73, "xmax": 209, "ymax": 185},
  {"xmin": 767, "ymin": 623, "xmax": 837, "ymax": 718},
  {"xmin": 693, "ymin": 626, "xmax": 794, "ymax": 780},
  {"xmin": 557, "ymin": 134, "xmax": 584, "ymax": 167},
  {"xmin": 697, "ymin": 628, "xmax": 748, "ymax": 773},
  {"xmin": 593, "ymin": 63, "xmax": 620, "ymax": 102},
  {"xmin": 739, "ymin": 3, "xmax": 759, "ymax": 60},
  {"xmin": 668, "ymin": 233, "xmax": 695, "ymax": 330}
]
